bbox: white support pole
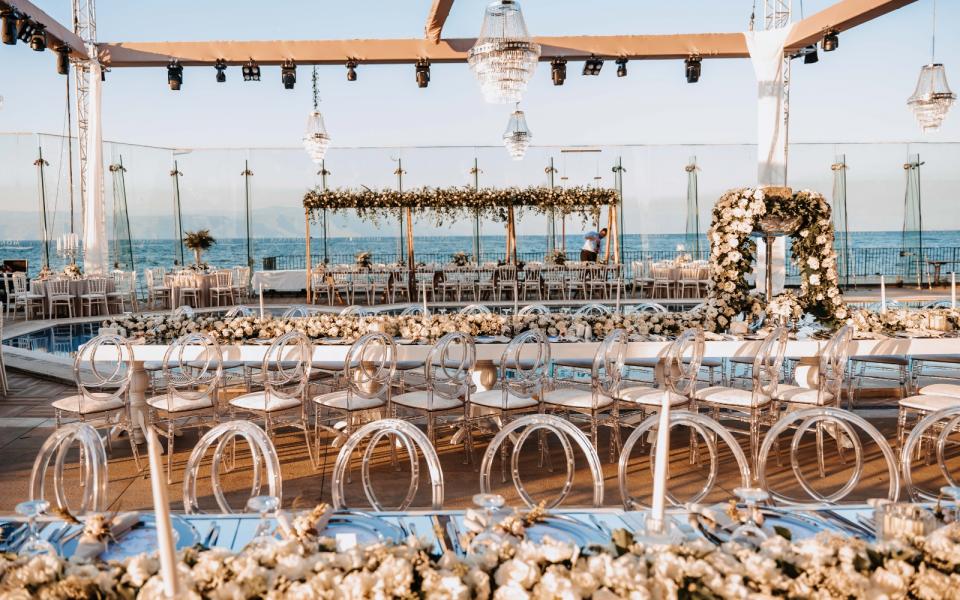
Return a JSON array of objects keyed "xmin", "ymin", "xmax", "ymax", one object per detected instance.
[{"xmin": 82, "ymin": 60, "xmax": 108, "ymax": 275}]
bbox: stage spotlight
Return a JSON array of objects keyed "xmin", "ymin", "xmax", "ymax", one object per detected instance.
[
  {"xmin": 616, "ymin": 58, "xmax": 627, "ymax": 77},
  {"xmin": 346, "ymin": 60, "xmax": 357, "ymax": 81},
  {"xmin": 56, "ymin": 46, "xmax": 70, "ymax": 75},
  {"xmin": 281, "ymin": 59, "xmax": 296, "ymax": 89},
  {"xmin": 550, "ymin": 58, "xmax": 567, "ymax": 85},
  {"xmin": 167, "ymin": 60, "xmax": 183, "ymax": 90},
  {"xmin": 16, "ymin": 15, "xmax": 33, "ymax": 43},
  {"xmin": 415, "ymin": 58, "xmax": 430, "ymax": 88},
  {"xmin": 685, "ymin": 55, "xmax": 701, "ymax": 83},
  {"xmin": 28, "ymin": 23, "xmax": 45, "ymax": 51},
  {"xmin": 821, "ymin": 29, "xmax": 838, "ymax": 52},
  {"xmin": 1, "ymin": 9, "xmax": 18, "ymax": 45},
  {"xmin": 582, "ymin": 55, "xmax": 603, "ymax": 76},
  {"xmin": 242, "ymin": 59, "xmax": 260, "ymax": 81},
  {"xmin": 215, "ymin": 59, "xmax": 226, "ymax": 82},
  {"xmin": 804, "ymin": 45, "xmax": 819, "ymax": 64}
]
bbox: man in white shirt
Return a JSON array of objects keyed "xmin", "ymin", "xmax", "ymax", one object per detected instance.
[{"xmin": 579, "ymin": 228, "xmax": 607, "ymax": 262}]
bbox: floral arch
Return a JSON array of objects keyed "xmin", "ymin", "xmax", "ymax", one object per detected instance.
[{"xmin": 705, "ymin": 186, "xmax": 848, "ymax": 330}]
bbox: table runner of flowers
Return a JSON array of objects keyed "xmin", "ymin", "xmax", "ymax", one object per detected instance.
[{"xmin": 2, "ymin": 508, "xmax": 959, "ymax": 599}]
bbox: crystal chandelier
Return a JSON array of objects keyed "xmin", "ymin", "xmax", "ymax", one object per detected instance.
[
  {"xmin": 503, "ymin": 105, "xmax": 531, "ymax": 160},
  {"xmin": 468, "ymin": 0, "xmax": 541, "ymax": 104},
  {"xmin": 907, "ymin": 0, "xmax": 955, "ymax": 132},
  {"xmin": 303, "ymin": 67, "xmax": 331, "ymax": 164}
]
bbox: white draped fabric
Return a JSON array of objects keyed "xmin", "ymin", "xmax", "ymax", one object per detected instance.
[
  {"xmin": 83, "ymin": 61, "xmax": 109, "ymax": 276},
  {"xmin": 746, "ymin": 27, "xmax": 793, "ymax": 296}
]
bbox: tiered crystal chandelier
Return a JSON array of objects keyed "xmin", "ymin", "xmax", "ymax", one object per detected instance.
[
  {"xmin": 503, "ymin": 105, "xmax": 531, "ymax": 160},
  {"xmin": 303, "ymin": 67, "xmax": 331, "ymax": 164},
  {"xmin": 907, "ymin": 0, "xmax": 955, "ymax": 132},
  {"xmin": 467, "ymin": 0, "xmax": 541, "ymax": 104}
]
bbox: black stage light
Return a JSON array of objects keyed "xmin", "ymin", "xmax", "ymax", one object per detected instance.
[
  {"xmin": 28, "ymin": 23, "xmax": 45, "ymax": 51},
  {"xmin": 616, "ymin": 58, "xmax": 627, "ymax": 77},
  {"xmin": 56, "ymin": 45, "xmax": 70, "ymax": 75},
  {"xmin": 804, "ymin": 45, "xmax": 819, "ymax": 64},
  {"xmin": 550, "ymin": 57, "xmax": 567, "ymax": 85},
  {"xmin": 685, "ymin": 55, "xmax": 701, "ymax": 83},
  {"xmin": 243, "ymin": 59, "xmax": 260, "ymax": 81},
  {"xmin": 346, "ymin": 60, "xmax": 357, "ymax": 81},
  {"xmin": 281, "ymin": 59, "xmax": 296, "ymax": 89},
  {"xmin": 1, "ymin": 9, "xmax": 18, "ymax": 45},
  {"xmin": 215, "ymin": 58, "xmax": 226, "ymax": 82},
  {"xmin": 415, "ymin": 58, "xmax": 430, "ymax": 88},
  {"xmin": 167, "ymin": 60, "xmax": 183, "ymax": 90},
  {"xmin": 16, "ymin": 15, "xmax": 33, "ymax": 43},
  {"xmin": 582, "ymin": 55, "xmax": 603, "ymax": 76},
  {"xmin": 822, "ymin": 29, "xmax": 838, "ymax": 52}
]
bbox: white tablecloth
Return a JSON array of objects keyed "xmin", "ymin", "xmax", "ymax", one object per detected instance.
[{"xmin": 251, "ymin": 270, "xmax": 308, "ymax": 292}]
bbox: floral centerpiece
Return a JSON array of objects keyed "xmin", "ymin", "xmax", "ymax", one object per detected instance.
[
  {"xmin": 355, "ymin": 251, "xmax": 372, "ymax": 270},
  {"xmin": 62, "ymin": 263, "xmax": 82, "ymax": 280},
  {"xmin": 451, "ymin": 251, "xmax": 470, "ymax": 267},
  {"xmin": 183, "ymin": 229, "xmax": 216, "ymax": 267},
  {"xmin": 545, "ymin": 249, "xmax": 566, "ymax": 266}
]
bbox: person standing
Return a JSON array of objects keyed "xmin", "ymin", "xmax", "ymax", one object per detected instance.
[{"xmin": 579, "ymin": 228, "xmax": 607, "ymax": 262}]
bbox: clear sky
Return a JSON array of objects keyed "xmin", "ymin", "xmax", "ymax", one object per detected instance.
[{"xmin": 1, "ymin": 0, "xmax": 959, "ymax": 239}]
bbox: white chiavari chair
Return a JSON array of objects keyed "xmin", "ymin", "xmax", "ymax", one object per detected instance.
[
  {"xmin": 146, "ymin": 332, "xmax": 224, "ymax": 482},
  {"xmin": 331, "ymin": 270, "xmax": 353, "ymax": 305},
  {"xmin": 310, "ymin": 270, "xmax": 331, "ymax": 305},
  {"xmin": 390, "ymin": 267, "xmax": 410, "ymax": 303},
  {"xmin": 175, "ymin": 271, "xmax": 202, "ymax": 308},
  {"xmin": 231, "ymin": 266, "xmax": 251, "ymax": 302},
  {"xmin": 368, "ymin": 270, "xmax": 392, "ymax": 304},
  {"xmin": 650, "ymin": 264, "xmax": 674, "ymax": 299},
  {"xmin": 351, "ymin": 270, "xmax": 375, "ymax": 305},
  {"xmin": 12, "ymin": 273, "xmax": 44, "ymax": 319},
  {"xmin": 475, "ymin": 264, "xmax": 496, "ymax": 301},
  {"xmin": 677, "ymin": 266, "xmax": 701, "ymax": 298},
  {"xmin": 565, "ymin": 263, "xmax": 588, "ymax": 300},
  {"xmin": 629, "ymin": 260, "xmax": 650, "ymax": 296},
  {"xmin": 521, "ymin": 263, "xmax": 542, "ymax": 300},
  {"xmin": 415, "ymin": 266, "xmax": 435, "ymax": 304},
  {"xmin": 210, "ymin": 270, "xmax": 235, "ymax": 307},
  {"xmin": 107, "ymin": 271, "xmax": 138, "ymax": 313},
  {"xmin": 47, "ymin": 278, "xmax": 74, "ymax": 319},
  {"xmin": 605, "ymin": 263, "xmax": 624, "ymax": 300},
  {"xmin": 584, "ymin": 263, "xmax": 608, "ymax": 300},
  {"xmin": 0, "ymin": 307, "xmax": 7, "ymax": 396},
  {"xmin": 80, "ymin": 277, "xmax": 109, "ymax": 316},
  {"xmin": 51, "ymin": 333, "xmax": 142, "ymax": 470},
  {"xmin": 542, "ymin": 266, "xmax": 567, "ymax": 300},
  {"xmin": 145, "ymin": 268, "xmax": 170, "ymax": 309}
]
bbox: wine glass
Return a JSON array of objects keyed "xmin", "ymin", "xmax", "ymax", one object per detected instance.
[
  {"xmin": 467, "ymin": 493, "xmax": 507, "ymax": 556},
  {"xmin": 245, "ymin": 495, "xmax": 280, "ymax": 550},
  {"xmin": 729, "ymin": 487, "xmax": 769, "ymax": 548},
  {"xmin": 941, "ymin": 486, "xmax": 960, "ymax": 524},
  {"xmin": 15, "ymin": 500, "xmax": 57, "ymax": 556}
]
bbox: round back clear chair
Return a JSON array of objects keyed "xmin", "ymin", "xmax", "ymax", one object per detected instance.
[
  {"xmin": 332, "ymin": 418, "xmax": 444, "ymax": 511},
  {"xmin": 457, "ymin": 304, "xmax": 492, "ymax": 316},
  {"xmin": 340, "ymin": 305, "xmax": 377, "ymax": 317},
  {"xmin": 224, "ymin": 305, "xmax": 255, "ymax": 318},
  {"xmin": 752, "ymin": 326, "xmax": 789, "ymax": 401},
  {"xmin": 499, "ymin": 329, "xmax": 551, "ymax": 404},
  {"xmin": 30, "ymin": 422, "xmax": 108, "ymax": 515},
  {"xmin": 618, "ymin": 411, "xmax": 750, "ymax": 509},
  {"xmin": 282, "ymin": 305, "xmax": 314, "ymax": 319},
  {"xmin": 573, "ymin": 303, "xmax": 612, "ymax": 317},
  {"xmin": 900, "ymin": 405, "xmax": 960, "ymax": 502},
  {"xmin": 665, "ymin": 328, "xmax": 705, "ymax": 398},
  {"xmin": 517, "ymin": 304, "xmax": 550, "ymax": 316},
  {"xmin": 52, "ymin": 333, "xmax": 141, "ymax": 470},
  {"xmin": 757, "ymin": 406, "xmax": 900, "ymax": 506},
  {"xmin": 183, "ymin": 420, "xmax": 282, "ymax": 514},
  {"xmin": 172, "ymin": 305, "xmax": 195, "ymax": 318},
  {"xmin": 399, "ymin": 304, "xmax": 429, "ymax": 317},
  {"xmin": 150, "ymin": 332, "xmax": 224, "ymax": 482},
  {"xmin": 624, "ymin": 302, "xmax": 668, "ymax": 314},
  {"xmin": 480, "ymin": 414, "xmax": 604, "ymax": 508}
]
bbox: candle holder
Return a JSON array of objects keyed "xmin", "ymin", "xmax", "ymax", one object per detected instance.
[
  {"xmin": 728, "ymin": 487, "xmax": 770, "ymax": 548},
  {"xmin": 631, "ymin": 511, "xmax": 683, "ymax": 546},
  {"xmin": 873, "ymin": 501, "xmax": 937, "ymax": 542},
  {"xmin": 56, "ymin": 232, "xmax": 82, "ymax": 265}
]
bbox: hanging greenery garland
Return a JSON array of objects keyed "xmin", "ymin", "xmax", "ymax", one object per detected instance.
[{"xmin": 302, "ymin": 185, "xmax": 617, "ymax": 225}]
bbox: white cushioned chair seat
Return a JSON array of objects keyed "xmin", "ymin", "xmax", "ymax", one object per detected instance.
[
  {"xmin": 899, "ymin": 394, "xmax": 960, "ymax": 412},
  {"xmin": 313, "ymin": 390, "xmax": 385, "ymax": 411},
  {"xmin": 52, "ymin": 394, "xmax": 124, "ymax": 414},
  {"xmin": 618, "ymin": 386, "xmax": 688, "ymax": 406},
  {"xmin": 774, "ymin": 384, "xmax": 833, "ymax": 405},
  {"xmin": 470, "ymin": 389, "xmax": 539, "ymax": 410},
  {"xmin": 695, "ymin": 386, "xmax": 770, "ymax": 407},
  {"xmin": 146, "ymin": 394, "xmax": 214, "ymax": 413},
  {"xmin": 229, "ymin": 392, "xmax": 301, "ymax": 412},
  {"xmin": 543, "ymin": 388, "xmax": 614, "ymax": 409},
  {"xmin": 919, "ymin": 384, "xmax": 960, "ymax": 398},
  {"xmin": 391, "ymin": 391, "xmax": 462, "ymax": 411}
]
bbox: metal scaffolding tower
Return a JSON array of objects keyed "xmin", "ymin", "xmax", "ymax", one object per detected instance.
[{"xmin": 71, "ymin": 0, "xmax": 96, "ymax": 220}]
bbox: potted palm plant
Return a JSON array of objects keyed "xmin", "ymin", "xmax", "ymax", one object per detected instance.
[{"xmin": 183, "ymin": 229, "xmax": 216, "ymax": 267}]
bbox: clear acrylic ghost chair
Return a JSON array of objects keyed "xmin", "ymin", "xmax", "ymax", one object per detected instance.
[
  {"xmin": 573, "ymin": 303, "xmax": 612, "ymax": 317},
  {"xmin": 618, "ymin": 410, "xmax": 750, "ymax": 509},
  {"xmin": 399, "ymin": 304, "xmax": 430, "ymax": 317},
  {"xmin": 545, "ymin": 328, "xmax": 627, "ymax": 460},
  {"xmin": 392, "ymin": 331, "xmax": 476, "ymax": 463},
  {"xmin": 0, "ymin": 308, "xmax": 8, "ymax": 396},
  {"xmin": 30, "ymin": 422, "xmax": 108, "ymax": 515},
  {"xmin": 619, "ymin": 328, "xmax": 704, "ymax": 414},
  {"xmin": 313, "ymin": 332, "xmax": 395, "ymax": 454},
  {"xmin": 183, "ymin": 420, "xmax": 282, "ymax": 514},
  {"xmin": 900, "ymin": 405, "xmax": 960, "ymax": 502},
  {"xmin": 623, "ymin": 302, "xmax": 668, "ymax": 314},
  {"xmin": 172, "ymin": 304, "xmax": 195, "ymax": 318},
  {"xmin": 757, "ymin": 406, "xmax": 900, "ymax": 507},
  {"xmin": 282, "ymin": 305, "xmax": 314, "ymax": 319},
  {"xmin": 773, "ymin": 325, "xmax": 853, "ymax": 478},
  {"xmin": 457, "ymin": 304, "xmax": 492, "ymax": 317},
  {"xmin": 146, "ymin": 332, "xmax": 224, "ymax": 482},
  {"xmin": 224, "ymin": 305, "xmax": 255, "ymax": 318},
  {"xmin": 517, "ymin": 304, "xmax": 550, "ymax": 316},
  {"xmin": 51, "ymin": 333, "xmax": 142, "ymax": 470},
  {"xmin": 332, "ymin": 418, "xmax": 444, "ymax": 511},
  {"xmin": 480, "ymin": 414, "xmax": 604, "ymax": 508},
  {"xmin": 696, "ymin": 326, "xmax": 788, "ymax": 471},
  {"xmin": 228, "ymin": 330, "xmax": 316, "ymax": 468},
  {"xmin": 340, "ymin": 304, "xmax": 376, "ymax": 317}
]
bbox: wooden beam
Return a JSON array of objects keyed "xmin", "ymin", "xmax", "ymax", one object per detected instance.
[
  {"xmin": 1, "ymin": 0, "xmax": 88, "ymax": 59},
  {"xmin": 425, "ymin": 0, "xmax": 455, "ymax": 44},
  {"xmin": 96, "ymin": 33, "xmax": 748, "ymax": 68},
  {"xmin": 785, "ymin": 0, "xmax": 918, "ymax": 50}
]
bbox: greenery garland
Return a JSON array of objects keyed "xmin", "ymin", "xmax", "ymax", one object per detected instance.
[{"xmin": 302, "ymin": 185, "xmax": 617, "ymax": 225}]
